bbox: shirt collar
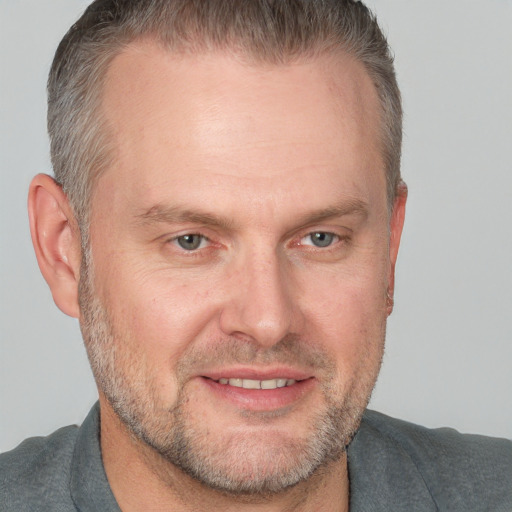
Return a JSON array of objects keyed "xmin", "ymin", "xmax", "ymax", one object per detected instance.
[
  {"xmin": 347, "ymin": 412, "xmax": 438, "ymax": 512},
  {"xmin": 69, "ymin": 402, "xmax": 121, "ymax": 512}
]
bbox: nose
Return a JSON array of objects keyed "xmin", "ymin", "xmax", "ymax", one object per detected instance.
[{"xmin": 219, "ymin": 249, "xmax": 301, "ymax": 347}]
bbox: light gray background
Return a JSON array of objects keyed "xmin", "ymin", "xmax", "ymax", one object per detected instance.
[{"xmin": 1, "ymin": 0, "xmax": 511, "ymax": 453}]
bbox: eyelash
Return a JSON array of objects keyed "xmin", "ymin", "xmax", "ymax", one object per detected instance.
[{"xmin": 167, "ymin": 230, "xmax": 347, "ymax": 254}]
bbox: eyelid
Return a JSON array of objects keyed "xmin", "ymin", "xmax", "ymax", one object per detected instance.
[
  {"xmin": 286, "ymin": 218, "xmax": 354, "ymax": 241},
  {"xmin": 299, "ymin": 231, "xmax": 340, "ymax": 247}
]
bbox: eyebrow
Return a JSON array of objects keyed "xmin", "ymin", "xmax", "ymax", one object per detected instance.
[
  {"xmin": 135, "ymin": 204, "xmax": 236, "ymax": 230},
  {"xmin": 134, "ymin": 197, "xmax": 368, "ymax": 231},
  {"xmin": 293, "ymin": 198, "xmax": 369, "ymax": 227}
]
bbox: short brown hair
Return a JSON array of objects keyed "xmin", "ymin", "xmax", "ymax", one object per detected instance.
[{"xmin": 48, "ymin": 0, "xmax": 402, "ymax": 233}]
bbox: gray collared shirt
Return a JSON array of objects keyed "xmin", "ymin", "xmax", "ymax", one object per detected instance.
[{"xmin": 1, "ymin": 403, "xmax": 511, "ymax": 511}]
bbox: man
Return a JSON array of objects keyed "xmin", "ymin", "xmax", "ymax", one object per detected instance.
[{"xmin": 1, "ymin": 0, "xmax": 510, "ymax": 510}]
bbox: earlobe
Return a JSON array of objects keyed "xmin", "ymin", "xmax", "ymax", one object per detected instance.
[
  {"xmin": 387, "ymin": 181, "xmax": 408, "ymax": 316},
  {"xmin": 28, "ymin": 174, "xmax": 82, "ymax": 318}
]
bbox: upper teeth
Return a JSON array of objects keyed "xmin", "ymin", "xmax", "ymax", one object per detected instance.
[{"xmin": 217, "ymin": 378, "xmax": 296, "ymax": 389}]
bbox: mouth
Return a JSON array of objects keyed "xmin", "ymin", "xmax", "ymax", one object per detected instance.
[
  {"xmin": 213, "ymin": 377, "xmax": 298, "ymax": 390},
  {"xmin": 199, "ymin": 373, "xmax": 315, "ymax": 412}
]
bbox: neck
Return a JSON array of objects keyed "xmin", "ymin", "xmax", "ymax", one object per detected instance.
[{"xmin": 99, "ymin": 400, "xmax": 350, "ymax": 512}]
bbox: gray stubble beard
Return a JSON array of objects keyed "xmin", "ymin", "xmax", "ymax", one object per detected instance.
[{"xmin": 78, "ymin": 254, "xmax": 379, "ymax": 497}]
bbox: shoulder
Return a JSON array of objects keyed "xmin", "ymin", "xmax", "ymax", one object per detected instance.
[
  {"xmin": 361, "ymin": 409, "xmax": 512, "ymax": 475},
  {"xmin": 0, "ymin": 425, "xmax": 79, "ymax": 511},
  {"xmin": 358, "ymin": 410, "xmax": 512, "ymax": 510}
]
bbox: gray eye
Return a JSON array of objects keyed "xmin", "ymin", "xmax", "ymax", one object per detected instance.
[
  {"xmin": 309, "ymin": 232, "xmax": 335, "ymax": 247},
  {"xmin": 176, "ymin": 234, "xmax": 204, "ymax": 250}
]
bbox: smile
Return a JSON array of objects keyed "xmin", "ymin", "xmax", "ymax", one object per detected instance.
[
  {"xmin": 215, "ymin": 378, "xmax": 298, "ymax": 389},
  {"xmin": 200, "ymin": 375, "xmax": 316, "ymax": 411}
]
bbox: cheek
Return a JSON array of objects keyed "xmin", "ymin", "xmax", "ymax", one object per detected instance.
[
  {"xmin": 99, "ymin": 269, "xmax": 222, "ymax": 397},
  {"xmin": 299, "ymin": 264, "xmax": 388, "ymax": 373},
  {"xmin": 114, "ymin": 279, "xmax": 217, "ymax": 344}
]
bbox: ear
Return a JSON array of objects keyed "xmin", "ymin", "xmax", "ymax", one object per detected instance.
[
  {"xmin": 28, "ymin": 174, "xmax": 82, "ymax": 318},
  {"xmin": 387, "ymin": 181, "xmax": 407, "ymax": 316}
]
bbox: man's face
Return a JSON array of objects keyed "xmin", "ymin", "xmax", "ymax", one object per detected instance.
[{"xmin": 80, "ymin": 42, "xmax": 403, "ymax": 494}]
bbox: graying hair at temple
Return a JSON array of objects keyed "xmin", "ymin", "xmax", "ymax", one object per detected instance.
[{"xmin": 47, "ymin": 0, "xmax": 402, "ymax": 237}]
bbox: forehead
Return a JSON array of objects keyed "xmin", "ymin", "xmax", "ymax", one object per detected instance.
[{"xmin": 97, "ymin": 41, "xmax": 385, "ymax": 217}]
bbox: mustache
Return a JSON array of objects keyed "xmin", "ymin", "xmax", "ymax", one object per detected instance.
[{"xmin": 175, "ymin": 334, "xmax": 336, "ymax": 379}]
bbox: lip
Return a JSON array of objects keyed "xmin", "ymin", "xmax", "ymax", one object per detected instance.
[
  {"xmin": 200, "ymin": 366, "xmax": 313, "ymax": 382},
  {"xmin": 197, "ymin": 368, "xmax": 316, "ymax": 412}
]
